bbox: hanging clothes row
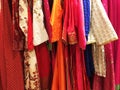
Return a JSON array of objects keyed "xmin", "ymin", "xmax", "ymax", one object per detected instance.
[{"xmin": 0, "ymin": 0, "xmax": 119, "ymax": 90}]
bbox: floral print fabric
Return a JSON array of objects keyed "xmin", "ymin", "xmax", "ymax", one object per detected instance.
[
  {"xmin": 19, "ymin": 0, "xmax": 48, "ymax": 89},
  {"xmin": 24, "ymin": 50, "xmax": 41, "ymax": 90},
  {"xmin": 33, "ymin": 0, "xmax": 48, "ymax": 46}
]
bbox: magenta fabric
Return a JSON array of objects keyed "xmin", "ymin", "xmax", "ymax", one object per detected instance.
[
  {"xmin": 93, "ymin": 1, "xmax": 116, "ymax": 90},
  {"xmin": 111, "ymin": 0, "xmax": 120, "ymax": 85},
  {"xmin": 103, "ymin": 0, "xmax": 116, "ymax": 89},
  {"xmin": 93, "ymin": 43, "xmax": 115, "ymax": 90},
  {"xmin": 43, "ymin": 0, "xmax": 52, "ymax": 42},
  {"xmin": 102, "ymin": 0, "xmax": 120, "ymax": 85}
]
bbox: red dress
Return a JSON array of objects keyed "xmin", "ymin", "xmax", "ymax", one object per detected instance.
[
  {"xmin": 0, "ymin": 0, "xmax": 24, "ymax": 90},
  {"xmin": 35, "ymin": 42, "xmax": 51, "ymax": 90},
  {"xmin": 62, "ymin": 0, "xmax": 90, "ymax": 90}
]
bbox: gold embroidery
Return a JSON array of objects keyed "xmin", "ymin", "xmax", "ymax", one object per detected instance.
[{"xmin": 68, "ymin": 31, "xmax": 77, "ymax": 45}]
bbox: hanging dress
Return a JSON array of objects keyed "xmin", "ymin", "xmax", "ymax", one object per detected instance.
[
  {"xmin": 90, "ymin": 0, "xmax": 117, "ymax": 90},
  {"xmin": 50, "ymin": 0, "xmax": 66, "ymax": 90},
  {"xmin": 106, "ymin": 0, "xmax": 120, "ymax": 89},
  {"xmin": 0, "ymin": 0, "xmax": 24, "ymax": 89},
  {"xmin": 19, "ymin": 0, "xmax": 41, "ymax": 89},
  {"xmin": 62, "ymin": 0, "xmax": 91, "ymax": 90},
  {"xmin": 111, "ymin": 0, "xmax": 120, "ymax": 89}
]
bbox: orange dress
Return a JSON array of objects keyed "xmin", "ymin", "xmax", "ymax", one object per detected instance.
[
  {"xmin": 52, "ymin": 40, "xmax": 66, "ymax": 90},
  {"xmin": 50, "ymin": 0, "xmax": 66, "ymax": 90}
]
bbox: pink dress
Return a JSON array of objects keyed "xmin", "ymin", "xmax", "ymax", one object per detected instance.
[
  {"xmin": 102, "ymin": 0, "xmax": 120, "ymax": 89},
  {"xmin": 93, "ymin": 0, "xmax": 116, "ymax": 90},
  {"xmin": 110, "ymin": 0, "xmax": 120, "ymax": 88}
]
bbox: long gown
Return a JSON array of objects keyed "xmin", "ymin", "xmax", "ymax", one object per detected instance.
[
  {"xmin": 50, "ymin": 0, "xmax": 66, "ymax": 89},
  {"xmin": 93, "ymin": 0, "xmax": 116, "ymax": 90},
  {"xmin": 0, "ymin": 0, "xmax": 24, "ymax": 89},
  {"xmin": 102, "ymin": 0, "xmax": 120, "ymax": 89},
  {"xmin": 62, "ymin": 0, "xmax": 90, "ymax": 90},
  {"xmin": 108, "ymin": 0, "xmax": 120, "ymax": 89}
]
